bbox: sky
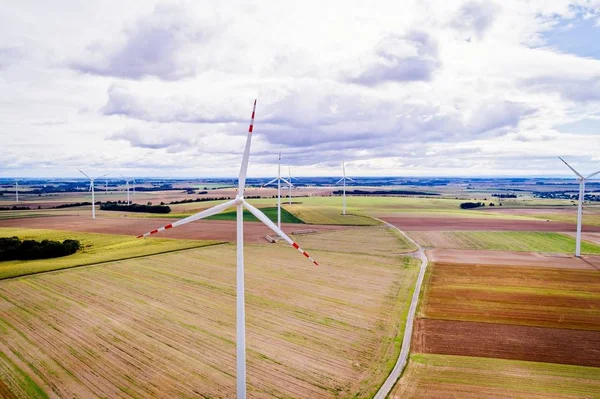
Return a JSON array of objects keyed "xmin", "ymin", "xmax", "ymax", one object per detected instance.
[{"xmin": 1, "ymin": 0, "xmax": 600, "ymax": 178}]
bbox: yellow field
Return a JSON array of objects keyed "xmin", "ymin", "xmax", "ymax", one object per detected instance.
[
  {"xmin": 393, "ymin": 354, "xmax": 600, "ymax": 398},
  {"xmin": 0, "ymin": 228, "xmax": 221, "ymax": 279},
  {"xmin": 0, "ymin": 227, "xmax": 419, "ymax": 398}
]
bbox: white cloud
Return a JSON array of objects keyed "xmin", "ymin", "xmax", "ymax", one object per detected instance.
[{"xmin": 1, "ymin": 0, "xmax": 600, "ymax": 178}]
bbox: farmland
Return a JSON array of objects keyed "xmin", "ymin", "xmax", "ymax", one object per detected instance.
[
  {"xmin": 0, "ymin": 226, "xmax": 419, "ymax": 398},
  {"xmin": 418, "ymin": 262, "xmax": 600, "ymax": 330},
  {"xmin": 0, "ymin": 228, "xmax": 221, "ymax": 279},
  {"xmin": 392, "ymin": 354, "xmax": 600, "ymax": 398},
  {"xmin": 408, "ymin": 231, "xmax": 600, "ymax": 254}
]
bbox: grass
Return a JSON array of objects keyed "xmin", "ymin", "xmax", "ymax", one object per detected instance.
[
  {"xmin": 393, "ymin": 354, "xmax": 600, "ymax": 398},
  {"xmin": 0, "ymin": 228, "xmax": 222, "ymax": 279},
  {"xmin": 408, "ymin": 231, "xmax": 600, "ymax": 254},
  {"xmin": 205, "ymin": 206, "xmax": 304, "ymax": 224},
  {"xmin": 419, "ymin": 262, "xmax": 600, "ymax": 330},
  {"xmin": 287, "ymin": 204, "xmax": 380, "ymax": 226},
  {"xmin": 0, "ymin": 226, "xmax": 418, "ymax": 398}
]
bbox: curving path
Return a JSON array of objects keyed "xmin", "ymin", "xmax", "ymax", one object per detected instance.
[{"xmin": 373, "ymin": 218, "xmax": 429, "ymax": 399}]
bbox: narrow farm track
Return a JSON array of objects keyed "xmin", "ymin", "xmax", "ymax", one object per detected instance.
[{"xmin": 373, "ymin": 218, "xmax": 428, "ymax": 399}]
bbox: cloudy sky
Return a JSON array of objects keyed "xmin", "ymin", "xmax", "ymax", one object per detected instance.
[{"xmin": 1, "ymin": 0, "xmax": 600, "ymax": 178}]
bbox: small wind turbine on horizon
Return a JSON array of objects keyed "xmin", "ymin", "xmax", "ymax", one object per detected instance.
[
  {"xmin": 336, "ymin": 162, "xmax": 354, "ymax": 216},
  {"xmin": 137, "ymin": 100, "xmax": 319, "ymax": 399},
  {"xmin": 78, "ymin": 169, "xmax": 107, "ymax": 220},
  {"xmin": 121, "ymin": 175, "xmax": 135, "ymax": 204},
  {"xmin": 14, "ymin": 180, "xmax": 19, "ymax": 203},
  {"xmin": 263, "ymin": 152, "xmax": 293, "ymax": 229},
  {"xmin": 287, "ymin": 166, "xmax": 298, "ymax": 205},
  {"xmin": 559, "ymin": 156, "xmax": 600, "ymax": 257}
]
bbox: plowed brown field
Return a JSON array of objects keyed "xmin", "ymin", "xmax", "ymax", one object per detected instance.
[
  {"xmin": 383, "ymin": 216, "xmax": 600, "ymax": 232},
  {"xmin": 412, "ymin": 319, "xmax": 600, "ymax": 367},
  {"xmin": 0, "ymin": 215, "xmax": 347, "ymax": 243},
  {"xmin": 0, "ymin": 229, "xmax": 418, "ymax": 398}
]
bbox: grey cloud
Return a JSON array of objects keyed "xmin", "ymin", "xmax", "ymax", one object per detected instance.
[
  {"xmin": 349, "ymin": 31, "xmax": 440, "ymax": 85},
  {"xmin": 0, "ymin": 47, "xmax": 22, "ymax": 70},
  {"xmin": 102, "ymin": 85, "xmax": 243, "ymax": 123},
  {"xmin": 108, "ymin": 128, "xmax": 193, "ymax": 150},
  {"xmin": 71, "ymin": 3, "xmax": 208, "ymax": 80},
  {"xmin": 525, "ymin": 76, "xmax": 600, "ymax": 102},
  {"xmin": 452, "ymin": 1, "xmax": 499, "ymax": 39}
]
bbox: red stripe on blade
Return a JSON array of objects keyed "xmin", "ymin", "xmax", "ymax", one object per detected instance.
[
  {"xmin": 249, "ymin": 125, "xmax": 253, "ymax": 132},
  {"xmin": 150, "ymin": 229, "xmax": 158, "ymax": 234},
  {"xmin": 165, "ymin": 224, "xmax": 173, "ymax": 230},
  {"xmin": 313, "ymin": 261, "xmax": 319, "ymax": 266},
  {"xmin": 302, "ymin": 251, "xmax": 309, "ymax": 258},
  {"xmin": 136, "ymin": 235, "xmax": 143, "ymax": 238},
  {"xmin": 292, "ymin": 243, "xmax": 299, "ymax": 249}
]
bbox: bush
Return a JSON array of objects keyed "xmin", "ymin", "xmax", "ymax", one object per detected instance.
[
  {"xmin": 460, "ymin": 202, "xmax": 484, "ymax": 209},
  {"xmin": 100, "ymin": 202, "xmax": 171, "ymax": 214},
  {"xmin": 0, "ymin": 236, "xmax": 81, "ymax": 261}
]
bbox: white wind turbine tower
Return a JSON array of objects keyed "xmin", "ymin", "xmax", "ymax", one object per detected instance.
[
  {"xmin": 263, "ymin": 152, "xmax": 293, "ymax": 229},
  {"xmin": 137, "ymin": 100, "xmax": 319, "ymax": 398},
  {"xmin": 78, "ymin": 169, "xmax": 107, "ymax": 220},
  {"xmin": 14, "ymin": 180, "xmax": 19, "ymax": 203},
  {"xmin": 336, "ymin": 162, "xmax": 354, "ymax": 216},
  {"xmin": 559, "ymin": 157, "xmax": 600, "ymax": 257},
  {"xmin": 121, "ymin": 176, "xmax": 135, "ymax": 204}
]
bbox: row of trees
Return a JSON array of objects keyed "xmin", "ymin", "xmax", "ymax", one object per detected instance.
[
  {"xmin": 0, "ymin": 236, "xmax": 81, "ymax": 261},
  {"xmin": 100, "ymin": 201, "xmax": 171, "ymax": 214}
]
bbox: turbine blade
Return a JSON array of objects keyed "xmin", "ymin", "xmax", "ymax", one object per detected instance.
[
  {"xmin": 262, "ymin": 178, "xmax": 278, "ymax": 187},
  {"xmin": 238, "ymin": 99, "xmax": 257, "ymax": 194},
  {"xmin": 335, "ymin": 177, "xmax": 344, "ymax": 185},
  {"xmin": 346, "ymin": 176, "xmax": 355, "ymax": 182},
  {"xmin": 78, "ymin": 168, "xmax": 91, "ymax": 180},
  {"xmin": 137, "ymin": 199, "xmax": 237, "ymax": 238},
  {"xmin": 89, "ymin": 182, "xmax": 93, "ymax": 192},
  {"xmin": 97, "ymin": 173, "xmax": 108, "ymax": 179},
  {"xmin": 558, "ymin": 157, "xmax": 583, "ymax": 178},
  {"xmin": 586, "ymin": 170, "xmax": 600, "ymax": 179},
  {"xmin": 243, "ymin": 200, "xmax": 319, "ymax": 266},
  {"xmin": 343, "ymin": 162, "xmax": 346, "ymax": 178},
  {"xmin": 280, "ymin": 178, "xmax": 294, "ymax": 187}
]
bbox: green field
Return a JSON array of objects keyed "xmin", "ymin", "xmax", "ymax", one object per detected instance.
[
  {"xmin": 393, "ymin": 354, "xmax": 600, "ymax": 398},
  {"xmin": 408, "ymin": 231, "xmax": 600, "ymax": 254},
  {"xmin": 0, "ymin": 228, "xmax": 222, "ymax": 279},
  {"xmin": 205, "ymin": 206, "xmax": 304, "ymax": 224}
]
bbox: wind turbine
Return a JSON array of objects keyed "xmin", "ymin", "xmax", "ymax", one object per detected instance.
[
  {"xmin": 121, "ymin": 176, "xmax": 134, "ymax": 204},
  {"xmin": 78, "ymin": 169, "xmax": 107, "ymax": 220},
  {"xmin": 263, "ymin": 152, "xmax": 293, "ymax": 229},
  {"xmin": 559, "ymin": 157, "xmax": 600, "ymax": 257},
  {"xmin": 336, "ymin": 162, "xmax": 354, "ymax": 216},
  {"xmin": 137, "ymin": 100, "xmax": 319, "ymax": 398},
  {"xmin": 14, "ymin": 180, "xmax": 19, "ymax": 203},
  {"xmin": 287, "ymin": 166, "xmax": 298, "ymax": 205}
]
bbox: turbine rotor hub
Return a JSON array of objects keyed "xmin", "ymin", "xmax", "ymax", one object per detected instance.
[{"xmin": 235, "ymin": 195, "xmax": 244, "ymax": 205}]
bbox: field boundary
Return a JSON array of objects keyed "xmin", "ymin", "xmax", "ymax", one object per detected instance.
[
  {"xmin": 0, "ymin": 241, "xmax": 227, "ymax": 281},
  {"xmin": 371, "ymin": 217, "xmax": 429, "ymax": 399}
]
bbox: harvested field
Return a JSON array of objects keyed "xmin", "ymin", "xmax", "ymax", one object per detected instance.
[
  {"xmin": 289, "ymin": 226, "xmax": 417, "ymax": 255},
  {"xmin": 426, "ymin": 248, "xmax": 600, "ymax": 270},
  {"xmin": 393, "ymin": 354, "xmax": 600, "ymax": 398},
  {"xmin": 0, "ymin": 228, "xmax": 219, "ymax": 279},
  {"xmin": 480, "ymin": 206, "xmax": 600, "ymax": 227},
  {"xmin": 565, "ymin": 231, "xmax": 600, "ymax": 245},
  {"xmin": 419, "ymin": 262, "xmax": 600, "ymax": 330},
  {"xmin": 383, "ymin": 216, "xmax": 600, "ymax": 232},
  {"xmin": 408, "ymin": 231, "xmax": 600, "ymax": 254},
  {"xmin": 287, "ymin": 204, "xmax": 380, "ymax": 226},
  {"xmin": 411, "ymin": 319, "xmax": 600, "ymax": 367},
  {"xmin": 0, "ymin": 215, "xmax": 346, "ymax": 243},
  {"xmin": 0, "ymin": 229, "xmax": 419, "ymax": 398}
]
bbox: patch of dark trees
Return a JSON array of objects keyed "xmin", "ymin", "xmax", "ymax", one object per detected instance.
[
  {"xmin": 0, "ymin": 236, "xmax": 81, "ymax": 261},
  {"xmin": 100, "ymin": 202, "xmax": 171, "ymax": 214},
  {"xmin": 0, "ymin": 206, "xmax": 31, "ymax": 211},
  {"xmin": 491, "ymin": 193, "xmax": 518, "ymax": 198},
  {"xmin": 460, "ymin": 202, "xmax": 486, "ymax": 209},
  {"xmin": 166, "ymin": 196, "xmax": 261, "ymax": 205},
  {"xmin": 51, "ymin": 202, "xmax": 98, "ymax": 209},
  {"xmin": 535, "ymin": 192, "xmax": 600, "ymax": 201},
  {"xmin": 333, "ymin": 189, "xmax": 439, "ymax": 196}
]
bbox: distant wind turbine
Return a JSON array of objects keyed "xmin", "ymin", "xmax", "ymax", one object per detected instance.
[
  {"xmin": 559, "ymin": 157, "xmax": 600, "ymax": 257},
  {"xmin": 121, "ymin": 176, "xmax": 135, "ymax": 204},
  {"xmin": 137, "ymin": 100, "xmax": 319, "ymax": 399},
  {"xmin": 14, "ymin": 180, "xmax": 19, "ymax": 203},
  {"xmin": 336, "ymin": 162, "xmax": 354, "ymax": 216},
  {"xmin": 78, "ymin": 169, "xmax": 107, "ymax": 220},
  {"xmin": 263, "ymin": 152, "xmax": 293, "ymax": 229}
]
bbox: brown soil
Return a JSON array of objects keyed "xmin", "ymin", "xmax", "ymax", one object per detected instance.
[
  {"xmin": 0, "ymin": 215, "xmax": 347, "ymax": 243},
  {"xmin": 412, "ymin": 319, "xmax": 600, "ymax": 367},
  {"xmin": 383, "ymin": 216, "xmax": 600, "ymax": 232},
  {"xmin": 426, "ymin": 248, "xmax": 600, "ymax": 270}
]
